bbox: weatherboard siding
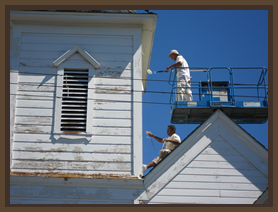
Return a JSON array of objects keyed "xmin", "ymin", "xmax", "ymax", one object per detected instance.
[
  {"xmin": 11, "ymin": 23, "xmax": 137, "ymax": 176},
  {"xmin": 148, "ymin": 136, "xmax": 268, "ymax": 204},
  {"xmin": 10, "ymin": 176, "xmax": 145, "ymax": 204},
  {"xmin": 10, "ymin": 197, "xmax": 134, "ymax": 204}
]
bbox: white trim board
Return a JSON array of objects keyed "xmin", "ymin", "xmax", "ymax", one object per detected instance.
[{"xmin": 53, "ymin": 45, "xmax": 100, "ymax": 68}]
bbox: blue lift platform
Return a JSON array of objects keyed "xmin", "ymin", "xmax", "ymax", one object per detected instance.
[{"xmin": 169, "ymin": 67, "xmax": 268, "ymax": 124}]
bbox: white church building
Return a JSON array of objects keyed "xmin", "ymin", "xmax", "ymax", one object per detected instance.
[{"xmin": 10, "ymin": 10, "xmax": 268, "ymax": 204}]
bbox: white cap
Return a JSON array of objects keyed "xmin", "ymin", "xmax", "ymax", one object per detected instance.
[{"xmin": 168, "ymin": 50, "xmax": 179, "ymax": 58}]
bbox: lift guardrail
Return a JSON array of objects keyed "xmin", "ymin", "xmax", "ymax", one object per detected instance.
[{"xmin": 169, "ymin": 67, "xmax": 268, "ymax": 124}]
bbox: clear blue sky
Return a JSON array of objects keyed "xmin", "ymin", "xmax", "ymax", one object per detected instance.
[{"xmin": 138, "ymin": 10, "xmax": 268, "ymax": 175}]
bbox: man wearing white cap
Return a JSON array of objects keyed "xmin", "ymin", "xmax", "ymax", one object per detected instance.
[{"xmin": 166, "ymin": 50, "xmax": 193, "ymax": 101}]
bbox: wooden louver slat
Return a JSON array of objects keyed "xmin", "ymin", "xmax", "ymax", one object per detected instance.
[{"xmin": 61, "ymin": 69, "xmax": 88, "ymax": 133}]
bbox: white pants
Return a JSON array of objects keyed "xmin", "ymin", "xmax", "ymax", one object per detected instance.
[
  {"xmin": 153, "ymin": 149, "xmax": 171, "ymax": 164},
  {"xmin": 177, "ymin": 76, "xmax": 193, "ymax": 101}
]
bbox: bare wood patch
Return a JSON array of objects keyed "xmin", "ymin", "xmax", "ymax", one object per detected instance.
[
  {"xmin": 13, "ymin": 142, "xmax": 131, "ymax": 153},
  {"xmin": 13, "ymin": 134, "xmax": 132, "ymax": 144},
  {"xmin": 16, "ymin": 116, "xmax": 53, "ymax": 125},
  {"xmin": 15, "ymin": 125, "xmax": 51, "ymax": 134},
  {"xmin": 93, "ymin": 101, "xmax": 131, "ymax": 110},
  {"xmin": 13, "ymin": 151, "xmax": 131, "ymax": 162},
  {"xmin": 12, "ymin": 160, "xmax": 131, "ymax": 171},
  {"xmin": 18, "ymin": 84, "xmax": 55, "ymax": 92},
  {"xmin": 95, "ymin": 85, "xmax": 132, "ymax": 94}
]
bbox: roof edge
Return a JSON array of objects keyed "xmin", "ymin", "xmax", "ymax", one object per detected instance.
[{"xmin": 254, "ymin": 188, "xmax": 268, "ymax": 204}]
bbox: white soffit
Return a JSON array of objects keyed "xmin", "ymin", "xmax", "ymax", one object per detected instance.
[{"xmin": 53, "ymin": 45, "xmax": 100, "ymax": 68}]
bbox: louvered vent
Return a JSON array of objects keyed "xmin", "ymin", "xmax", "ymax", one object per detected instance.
[{"xmin": 61, "ymin": 69, "xmax": 89, "ymax": 133}]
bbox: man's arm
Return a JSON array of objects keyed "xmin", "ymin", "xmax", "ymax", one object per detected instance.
[
  {"xmin": 166, "ymin": 61, "xmax": 183, "ymax": 72},
  {"xmin": 164, "ymin": 139, "xmax": 181, "ymax": 145},
  {"xmin": 149, "ymin": 134, "xmax": 164, "ymax": 143},
  {"xmin": 149, "ymin": 134, "xmax": 180, "ymax": 145}
]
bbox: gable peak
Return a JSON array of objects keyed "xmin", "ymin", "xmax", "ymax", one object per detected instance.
[{"xmin": 53, "ymin": 45, "xmax": 100, "ymax": 68}]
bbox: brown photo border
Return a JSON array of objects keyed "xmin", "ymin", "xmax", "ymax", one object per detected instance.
[{"xmin": 2, "ymin": 2, "xmax": 275, "ymax": 211}]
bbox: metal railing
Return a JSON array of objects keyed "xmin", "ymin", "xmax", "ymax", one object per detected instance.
[{"xmin": 169, "ymin": 67, "xmax": 268, "ymax": 107}]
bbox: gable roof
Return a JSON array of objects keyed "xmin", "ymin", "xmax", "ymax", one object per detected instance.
[
  {"xmin": 53, "ymin": 45, "xmax": 101, "ymax": 68},
  {"xmin": 136, "ymin": 109, "xmax": 268, "ymax": 203}
]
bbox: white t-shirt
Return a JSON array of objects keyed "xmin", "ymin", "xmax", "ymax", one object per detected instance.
[
  {"xmin": 176, "ymin": 55, "xmax": 190, "ymax": 78},
  {"xmin": 165, "ymin": 133, "xmax": 181, "ymax": 151}
]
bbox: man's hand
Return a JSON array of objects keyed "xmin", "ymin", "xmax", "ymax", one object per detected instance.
[{"xmin": 145, "ymin": 131, "xmax": 153, "ymax": 137}]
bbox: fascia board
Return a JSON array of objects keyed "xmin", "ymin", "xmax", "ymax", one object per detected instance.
[
  {"xmin": 75, "ymin": 45, "xmax": 100, "ymax": 68},
  {"xmin": 254, "ymin": 188, "xmax": 268, "ymax": 204},
  {"xmin": 213, "ymin": 111, "xmax": 268, "ymax": 176},
  {"xmin": 141, "ymin": 17, "xmax": 157, "ymax": 92},
  {"xmin": 218, "ymin": 111, "xmax": 268, "ymax": 158},
  {"xmin": 10, "ymin": 175, "xmax": 144, "ymax": 189},
  {"xmin": 53, "ymin": 45, "xmax": 100, "ymax": 68},
  {"xmin": 218, "ymin": 126, "xmax": 268, "ymax": 177},
  {"xmin": 217, "ymin": 115, "xmax": 268, "ymax": 177}
]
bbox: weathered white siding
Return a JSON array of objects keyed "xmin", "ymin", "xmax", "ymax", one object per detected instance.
[
  {"xmin": 148, "ymin": 136, "xmax": 268, "ymax": 204},
  {"xmin": 11, "ymin": 22, "xmax": 139, "ymax": 176},
  {"xmin": 10, "ymin": 176, "xmax": 144, "ymax": 204}
]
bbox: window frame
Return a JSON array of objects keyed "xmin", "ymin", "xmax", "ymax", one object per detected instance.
[{"xmin": 53, "ymin": 63, "xmax": 95, "ymax": 141}]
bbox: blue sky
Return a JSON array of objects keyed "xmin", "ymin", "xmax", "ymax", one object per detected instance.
[{"xmin": 138, "ymin": 10, "xmax": 269, "ymax": 175}]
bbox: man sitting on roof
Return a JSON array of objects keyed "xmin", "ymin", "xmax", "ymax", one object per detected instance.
[
  {"xmin": 166, "ymin": 49, "xmax": 193, "ymax": 101},
  {"xmin": 141, "ymin": 125, "xmax": 181, "ymax": 176}
]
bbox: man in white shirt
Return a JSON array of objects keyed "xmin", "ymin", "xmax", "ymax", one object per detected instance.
[
  {"xmin": 166, "ymin": 49, "xmax": 193, "ymax": 101},
  {"xmin": 141, "ymin": 125, "xmax": 181, "ymax": 175}
]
